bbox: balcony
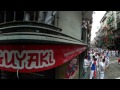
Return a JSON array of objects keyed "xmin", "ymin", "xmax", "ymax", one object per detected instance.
[
  {"xmin": 117, "ymin": 22, "xmax": 120, "ymax": 29},
  {"xmin": 107, "ymin": 16, "xmax": 114, "ymax": 24},
  {"xmin": 0, "ymin": 11, "xmax": 85, "ymax": 45},
  {"xmin": 116, "ymin": 15, "xmax": 120, "ymax": 23}
]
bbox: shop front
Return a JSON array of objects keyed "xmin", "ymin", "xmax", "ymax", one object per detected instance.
[
  {"xmin": 0, "ymin": 44, "xmax": 87, "ymax": 79},
  {"xmin": 0, "ymin": 11, "xmax": 90, "ymax": 79}
]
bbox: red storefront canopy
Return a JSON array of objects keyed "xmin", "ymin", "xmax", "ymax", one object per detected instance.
[{"xmin": 0, "ymin": 45, "xmax": 86, "ymax": 73}]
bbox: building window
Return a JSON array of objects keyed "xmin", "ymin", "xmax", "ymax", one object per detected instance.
[
  {"xmin": 0, "ymin": 11, "xmax": 4, "ymax": 23},
  {"xmin": 0, "ymin": 11, "xmax": 57, "ymax": 26},
  {"xmin": 81, "ymin": 28, "xmax": 86, "ymax": 42}
]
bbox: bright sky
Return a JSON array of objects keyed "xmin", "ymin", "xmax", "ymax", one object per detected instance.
[{"xmin": 91, "ymin": 11, "xmax": 106, "ymax": 41}]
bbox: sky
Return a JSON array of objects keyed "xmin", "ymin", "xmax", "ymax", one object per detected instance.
[{"xmin": 91, "ymin": 11, "xmax": 106, "ymax": 41}]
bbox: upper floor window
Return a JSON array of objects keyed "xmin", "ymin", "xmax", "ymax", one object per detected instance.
[{"xmin": 0, "ymin": 11, "xmax": 57, "ymax": 26}]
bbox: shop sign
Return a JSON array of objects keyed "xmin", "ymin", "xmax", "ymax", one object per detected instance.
[{"xmin": 0, "ymin": 45, "xmax": 86, "ymax": 73}]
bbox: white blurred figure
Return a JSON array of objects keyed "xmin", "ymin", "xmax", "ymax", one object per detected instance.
[
  {"xmin": 83, "ymin": 56, "xmax": 90, "ymax": 79},
  {"xmin": 105, "ymin": 56, "xmax": 110, "ymax": 69},
  {"xmin": 109, "ymin": 50, "xmax": 111, "ymax": 58},
  {"xmin": 113, "ymin": 50, "xmax": 115, "ymax": 57},
  {"xmin": 116, "ymin": 50, "xmax": 118, "ymax": 57},
  {"xmin": 99, "ymin": 58, "xmax": 106, "ymax": 79}
]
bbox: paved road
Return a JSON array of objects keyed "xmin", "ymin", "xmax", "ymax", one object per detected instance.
[
  {"xmin": 105, "ymin": 57, "xmax": 120, "ymax": 79},
  {"xmin": 81, "ymin": 57, "xmax": 120, "ymax": 79}
]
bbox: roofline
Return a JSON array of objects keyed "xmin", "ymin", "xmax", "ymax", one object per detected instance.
[{"xmin": 100, "ymin": 11, "xmax": 107, "ymax": 23}]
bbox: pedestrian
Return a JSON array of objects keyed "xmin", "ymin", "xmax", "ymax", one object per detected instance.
[
  {"xmin": 105, "ymin": 56, "xmax": 110, "ymax": 70},
  {"xmin": 108, "ymin": 50, "xmax": 111, "ymax": 58},
  {"xmin": 89, "ymin": 56, "xmax": 97, "ymax": 79},
  {"xmin": 118, "ymin": 58, "xmax": 120, "ymax": 65},
  {"xmin": 83, "ymin": 56, "xmax": 89, "ymax": 79},
  {"xmin": 99, "ymin": 58, "xmax": 106, "ymax": 79},
  {"xmin": 116, "ymin": 50, "xmax": 118, "ymax": 57}
]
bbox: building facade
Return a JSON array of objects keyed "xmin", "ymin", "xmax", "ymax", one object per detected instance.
[
  {"xmin": 93, "ymin": 11, "xmax": 120, "ymax": 56},
  {"xmin": 94, "ymin": 11, "xmax": 115, "ymax": 49},
  {"xmin": 0, "ymin": 11, "xmax": 93, "ymax": 79}
]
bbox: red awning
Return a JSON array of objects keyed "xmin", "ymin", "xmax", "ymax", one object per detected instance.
[{"xmin": 0, "ymin": 45, "xmax": 86, "ymax": 73}]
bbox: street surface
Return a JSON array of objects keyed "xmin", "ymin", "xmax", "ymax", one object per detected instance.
[
  {"xmin": 80, "ymin": 57, "xmax": 120, "ymax": 79},
  {"xmin": 105, "ymin": 57, "xmax": 120, "ymax": 79}
]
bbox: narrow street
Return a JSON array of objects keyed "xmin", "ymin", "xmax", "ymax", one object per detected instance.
[{"xmin": 105, "ymin": 57, "xmax": 120, "ymax": 79}]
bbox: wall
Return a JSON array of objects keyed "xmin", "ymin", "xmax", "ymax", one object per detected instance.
[
  {"xmin": 83, "ymin": 11, "xmax": 93, "ymax": 20},
  {"xmin": 55, "ymin": 56, "xmax": 80, "ymax": 79},
  {"xmin": 58, "ymin": 11, "xmax": 82, "ymax": 40}
]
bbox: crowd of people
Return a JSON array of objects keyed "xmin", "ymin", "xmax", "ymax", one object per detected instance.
[{"xmin": 83, "ymin": 48, "xmax": 119, "ymax": 79}]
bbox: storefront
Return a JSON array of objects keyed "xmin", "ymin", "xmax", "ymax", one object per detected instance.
[
  {"xmin": 0, "ymin": 11, "xmax": 90, "ymax": 79},
  {"xmin": 0, "ymin": 44, "xmax": 87, "ymax": 79}
]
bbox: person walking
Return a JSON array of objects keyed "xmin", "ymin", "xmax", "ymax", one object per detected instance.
[
  {"xmin": 83, "ymin": 56, "xmax": 89, "ymax": 79},
  {"xmin": 89, "ymin": 56, "xmax": 97, "ymax": 79},
  {"xmin": 105, "ymin": 56, "xmax": 110, "ymax": 70},
  {"xmin": 99, "ymin": 58, "xmax": 106, "ymax": 79}
]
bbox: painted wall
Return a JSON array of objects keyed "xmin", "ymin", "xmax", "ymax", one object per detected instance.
[
  {"xmin": 58, "ymin": 11, "xmax": 82, "ymax": 41},
  {"xmin": 55, "ymin": 56, "xmax": 80, "ymax": 79}
]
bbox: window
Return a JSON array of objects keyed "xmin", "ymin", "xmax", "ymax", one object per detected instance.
[
  {"xmin": 117, "ymin": 22, "xmax": 120, "ymax": 29},
  {"xmin": 15, "ymin": 11, "xmax": 24, "ymax": 21},
  {"xmin": 0, "ymin": 11, "xmax": 4, "ymax": 23},
  {"xmin": 6, "ymin": 11, "xmax": 14, "ymax": 22},
  {"xmin": 81, "ymin": 28, "xmax": 87, "ymax": 42},
  {"xmin": 44, "ymin": 11, "xmax": 57, "ymax": 25}
]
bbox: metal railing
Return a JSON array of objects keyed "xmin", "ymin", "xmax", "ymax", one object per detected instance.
[
  {"xmin": 0, "ymin": 11, "xmax": 57, "ymax": 25},
  {"xmin": 0, "ymin": 11, "xmax": 86, "ymax": 45}
]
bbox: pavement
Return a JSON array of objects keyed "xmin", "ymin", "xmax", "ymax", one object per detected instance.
[
  {"xmin": 105, "ymin": 57, "xmax": 120, "ymax": 79},
  {"xmin": 80, "ymin": 57, "xmax": 119, "ymax": 79}
]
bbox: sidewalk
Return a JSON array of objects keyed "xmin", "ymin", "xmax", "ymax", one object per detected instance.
[
  {"xmin": 80, "ymin": 67, "xmax": 90, "ymax": 79},
  {"xmin": 110, "ymin": 57, "xmax": 119, "ymax": 61},
  {"xmin": 109, "ymin": 57, "xmax": 119, "ymax": 64},
  {"xmin": 80, "ymin": 57, "xmax": 119, "ymax": 79}
]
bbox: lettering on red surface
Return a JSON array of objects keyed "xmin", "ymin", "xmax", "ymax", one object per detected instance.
[
  {"xmin": 0, "ymin": 50, "xmax": 55, "ymax": 69},
  {"xmin": 64, "ymin": 47, "xmax": 86, "ymax": 57}
]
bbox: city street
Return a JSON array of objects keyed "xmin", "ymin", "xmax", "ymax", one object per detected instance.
[
  {"xmin": 105, "ymin": 57, "xmax": 120, "ymax": 79},
  {"xmin": 81, "ymin": 57, "xmax": 120, "ymax": 79}
]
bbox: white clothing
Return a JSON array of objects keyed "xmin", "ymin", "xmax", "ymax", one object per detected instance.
[
  {"xmin": 83, "ymin": 59, "xmax": 89, "ymax": 72},
  {"xmin": 108, "ymin": 51, "xmax": 111, "ymax": 57},
  {"xmin": 90, "ymin": 54, "xmax": 93, "ymax": 61},
  {"xmin": 116, "ymin": 51, "xmax": 118, "ymax": 56},
  {"xmin": 89, "ymin": 70, "xmax": 94, "ymax": 79},
  {"xmin": 105, "ymin": 57, "xmax": 110, "ymax": 67},
  {"xmin": 99, "ymin": 62, "xmax": 105, "ymax": 79},
  {"xmin": 99, "ymin": 73, "xmax": 104, "ymax": 79},
  {"xmin": 113, "ymin": 51, "xmax": 116, "ymax": 57},
  {"xmin": 95, "ymin": 55, "xmax": 99, "ymax": 62},
  {"xmin": 83, "ymin": 59, "xmax": 89, "ymax": 66}
]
